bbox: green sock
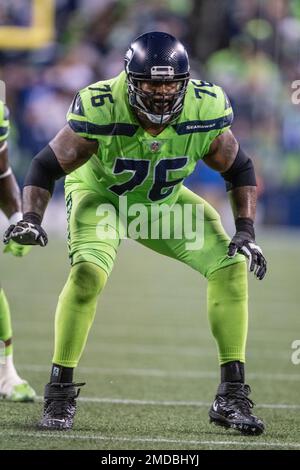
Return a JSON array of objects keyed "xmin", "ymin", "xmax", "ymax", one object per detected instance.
[
  {"xmin": 0, "ymin": 288, "xmax": 13, "ymax": 357},
  {"xmin": 52, "ymin": 262, "xmax": 107, "ymax": 368},
  {"xmin": 207, "ymin": 262, "xmax": 248, "ymax": 365}
]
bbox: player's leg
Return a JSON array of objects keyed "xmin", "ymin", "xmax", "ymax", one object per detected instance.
[
  {"xmin": 0, "ymin": 286, "xmax": 36, "ymax": 401},
  {"xmin": 137, "ymin": 186, "xmax": 264, "ymax": 435},
  {"xmin": 206, "ymin": 262, "xmax": 264, "ymax": 435},
  {"xmin": 52, "ymin": 263, "xmax": 107, "ymax": 370},
  {"xmin": 40, "ymin": 188, "xmax": 120, "ymax": 430}
]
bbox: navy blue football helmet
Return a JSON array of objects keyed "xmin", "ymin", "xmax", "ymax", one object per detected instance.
[{"xmin": 125, "ymin": 32, "xmax": 190, "ymax": 124}]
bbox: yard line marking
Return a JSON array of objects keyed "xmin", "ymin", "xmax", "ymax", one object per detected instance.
[
  {"xmin": 34, "ymin": 395, "xmax": 300, "ymax": 410},
  {"xmin": 18, "ymin": 364, "xmax": 300, "ymax": 381},
  {"xmin": 0, "ymin": 431, "xmax": 299, "ymax": 449}
]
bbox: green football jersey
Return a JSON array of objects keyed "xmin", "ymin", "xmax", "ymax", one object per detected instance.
[
  {"xmin": 0, "ymin": 100, "xmax": 9, "ymax": 143},
  {"xmin": 66, "ymin": 71, "xmax": 233, "ymax": 207}
]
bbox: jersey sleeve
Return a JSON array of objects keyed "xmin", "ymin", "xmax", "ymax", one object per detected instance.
[
  {"xmin": 196, "ymin": 83, "xmax": 234, "ymax": 157},
  {"xmin": 0, "ymin": 100, "xmax": 9, "ymax": 143},
  {"xmin": 66, "ymin": 83, "xmax": 114, "ymax": 141},
  {"xmin": 66, "ymin": 90, "xmax": 97, "ymax": 140}
]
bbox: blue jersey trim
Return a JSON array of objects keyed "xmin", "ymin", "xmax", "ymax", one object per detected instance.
[
  {"xmin": 68, "ymin": 120, "xmax": 139, "ymax": 136},
  {"xmin": 173, "ymin": 113, "xmax": 234, "ymax": 135}
]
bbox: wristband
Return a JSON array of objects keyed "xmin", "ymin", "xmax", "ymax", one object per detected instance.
[
  {"xmin": 235, "ymin": 217, "xmax": 255, "ymax": 239},
  {"xmin": 23, "ymin": 212, "xmax": 42, "ymax": 225}
]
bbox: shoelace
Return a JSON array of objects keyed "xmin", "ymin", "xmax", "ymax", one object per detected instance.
[{"xmin": 48, "ymin": 382, "xmax": 85, "ymax": 399}]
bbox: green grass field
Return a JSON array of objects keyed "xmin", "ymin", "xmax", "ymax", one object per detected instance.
[{"xmin": 1, "ymin": 232, "xmax": 300, "ymax": 450}]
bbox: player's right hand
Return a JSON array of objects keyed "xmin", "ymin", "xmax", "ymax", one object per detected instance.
[{"xmin": 3, "ymin": 220, "xmax": 48, "ymax": 247}]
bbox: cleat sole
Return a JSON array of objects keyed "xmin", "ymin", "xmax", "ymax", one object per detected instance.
[
  {"xmin": 38, "ymin": 422, "xmax": 72, "ymax": 431},
  {"xmin": 209, "ymin": 411, "xmax": 265, "ymax": 436}
]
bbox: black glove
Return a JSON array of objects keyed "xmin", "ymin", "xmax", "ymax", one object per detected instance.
[
  {"xmin": 228, "ymin": 218, "xmax": 267, "ymax": 280},
  {"xmin": 3, "ymin": 212, "xmax": 48, "ymax": 247}
]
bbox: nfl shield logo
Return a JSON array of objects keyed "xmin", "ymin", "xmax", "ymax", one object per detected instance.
[{"xmin": 150, "ymin": 141, "xmax": 161, "ymax": 153}]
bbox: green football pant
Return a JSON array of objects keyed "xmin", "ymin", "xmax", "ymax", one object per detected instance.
[
  {"xmin": 53, "ymin": 185, "xmax": 247, "ymax": 367},
  {"xmin": 52, "ymin": 263, "xmax": 107, "ymax": 367}
]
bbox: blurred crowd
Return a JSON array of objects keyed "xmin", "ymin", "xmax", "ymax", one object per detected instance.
[{"xmin": 1, "ymin": 0, "xmax": 300, "ymax": 226}]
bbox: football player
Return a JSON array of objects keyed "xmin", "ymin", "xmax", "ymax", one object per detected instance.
[
  {"xmin": 4, "ymin": 32, "xmax": 267, "ymax": 433},
  {"xmin": 0, "ymin": 99, "xmax": 36, "ymax": 401}
]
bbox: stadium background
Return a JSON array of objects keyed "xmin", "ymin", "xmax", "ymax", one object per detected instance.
[
  {"xmin": 1, "ymin": 0, "xmax": 300, "ymax": 227},
  {"xmin": 0, "ymin": 0, "xmax": 300, "ymax": 451}
]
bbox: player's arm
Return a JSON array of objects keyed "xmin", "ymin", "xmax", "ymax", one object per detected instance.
[
  {"xmin": 203, "ymin": 130, "xmax": 267, "ymax": 280},
  {"xmin": 0, "ymin": 140, "xmax": 33, "ymax": 257},
  {"xmin": 23, "ymin": 125, "xmax": 97, "ymax": 222},
  {"xmin": 0, "ymin": 100, "xmax": 33, "ymax": 256},
  {"xmin": 0, "ymin": 101, "xmax": 21, "ymax": 221},
  {"xmin": 0, "ymin": 140, "xmax": 22, "ymax": 220},
  {"xmin": 3, "ymin": 125, "xmax": 98, "ymax": 246}
]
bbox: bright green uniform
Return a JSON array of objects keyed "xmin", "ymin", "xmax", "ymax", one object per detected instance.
[
  {"xmin": 66, "ymin": 71, "xmax": 233, "ymax": 207},
  {"xmin": 0, "ymin": 101, "xmax": 20, "ymax": 347},
  {"xmin": 0, "ymin": 100, "xmax": 12, "ymax": 354},
  {"xmin": 64, "ymin": 71, "xmax": 243, "ymax": 277},
  {"xmin": 0, "ymin": 101, "xmax": 9, "ymax": 143},
  {"xmin": 52, "ymin": 73, "xmax": 248, "ymax": 368},
  {"xmin": 0, "ymin": 101, "xmax": 36, "ymax": 401}
]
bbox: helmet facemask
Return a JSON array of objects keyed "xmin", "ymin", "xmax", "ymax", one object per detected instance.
[{"xmin": 127, "ymin": 75, "xmax": 189, "ymax": 125}]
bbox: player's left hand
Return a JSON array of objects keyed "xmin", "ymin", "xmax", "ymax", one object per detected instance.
[
  {"xmin": 228, "ymin": 231, "xmax": 267, "ymax": 280},
  {"xmin": 3, "ymin": 239, "xmax": 32, "ymax": 257}
]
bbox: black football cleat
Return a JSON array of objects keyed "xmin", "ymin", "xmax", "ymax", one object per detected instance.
[
  {"xmin": 209, "ymin": 382, "xmax": 265, "ymax": 436},
  {"xmin": 39, "ymin": 382, "xmax": 85, "ymax": 431}
]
